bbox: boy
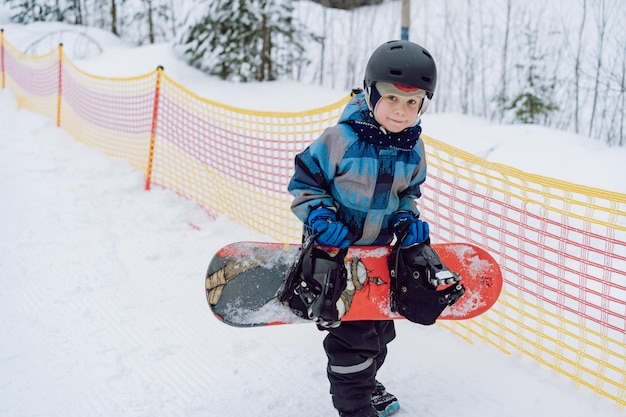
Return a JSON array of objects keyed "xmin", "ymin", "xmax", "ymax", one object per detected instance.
[{"xmin": 288, "ymin": 40, "xmax": 437, "ymax": 417}]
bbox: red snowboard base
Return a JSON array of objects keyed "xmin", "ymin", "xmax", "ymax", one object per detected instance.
[{"xmin": 206, "ymin": 242, "xmax": 502, "ymax": 327}]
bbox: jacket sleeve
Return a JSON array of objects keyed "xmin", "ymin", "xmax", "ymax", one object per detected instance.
[{"xmin": 287, "ymin": 126, "xmax": 347, "ymax": 223}]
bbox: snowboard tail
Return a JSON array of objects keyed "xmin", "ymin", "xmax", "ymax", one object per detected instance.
[{"xmin": 206, "ymin": 242, "xmax": 502, "ymax": 327}]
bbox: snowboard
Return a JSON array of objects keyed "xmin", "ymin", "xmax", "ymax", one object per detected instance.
[{"xmin": 205, "ymin": 242, "xmax": 502, "ymax": 327}]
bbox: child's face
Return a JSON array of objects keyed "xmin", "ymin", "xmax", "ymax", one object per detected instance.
[{"xmin": 374, "ymin": 94, "xmax": 422, "ymax": 133}]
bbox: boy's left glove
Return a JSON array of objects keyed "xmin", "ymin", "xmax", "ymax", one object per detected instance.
[
  {"xmin": 307, "ymin": 207, "xmax": 352, "ymax": 249},
  {"xmin": 391, "ymin": 211, "xmax": 429, "ymax": 247}
]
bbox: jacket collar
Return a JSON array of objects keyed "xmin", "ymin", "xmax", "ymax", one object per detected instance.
[{"xmin": 339, "ymin": 93, "xmax": 422, "ymax": 151}]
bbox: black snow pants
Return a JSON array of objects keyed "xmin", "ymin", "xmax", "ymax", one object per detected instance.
[{"xmin": 321, "ymin": 320, "xmax": 396, "ymax": 412}]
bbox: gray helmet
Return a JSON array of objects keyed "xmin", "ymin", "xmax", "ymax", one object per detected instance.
[{"xmin": 364, "ymin": 40, "xmax": 437, "ymax": 99}]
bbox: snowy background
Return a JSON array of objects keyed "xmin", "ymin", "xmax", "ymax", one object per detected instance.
[{"xmin": 1, "ymin": 17, "xmax": 626, "ymax": 417}]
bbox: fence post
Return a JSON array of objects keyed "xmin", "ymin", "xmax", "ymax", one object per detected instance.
[
  {"xmin": 57, "ymin": 43, "xmax": 63, "ymax": 127},
  {"xmin": 1, "ymin": 29, "xmax": 5, "ymax": 89},
  {"xmin": 145, "ymin": 66, "xmax": 163, "ymax": 191},
  {"xmin": 401, "ymin": 0, "xmax": 410, "ymax": 40}
]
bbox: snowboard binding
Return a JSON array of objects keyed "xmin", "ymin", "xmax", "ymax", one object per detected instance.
[
  {"xmin": 388, "ymin": 236, "xmax": 465, "ymax": 325},
  {"xmin": 279, "ymin": 233, "xmax": 348, "ymax": 328}
]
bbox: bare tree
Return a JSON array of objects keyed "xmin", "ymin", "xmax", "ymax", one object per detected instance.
[
  {"xmin": 463, "ymin": 0, "xmax": 475, "ymax": 114},
  {"xmin": 497, "ymin": 0, "xmax": 513, "ymax": 121},
  {"xmin": 588, "ymin": 1, "xmax": 607, "ymax": 137},
  {"xmin": 573, "ymin": 0, "xmax": 587, "ymax": 134},
  {"xmin": 618, "ymin": 39, "xmax": 626, "ymax": 146},
  {"xmin": 476, "ymin": 1, "xmax": 489, "ymax": 118},
  {"xmin": 146, "ymin": 0, "xmax": 155, "ymax": 44},
  {"xmin": 110, "ymin": 0, "xmax": 117, "ymax": 36}
]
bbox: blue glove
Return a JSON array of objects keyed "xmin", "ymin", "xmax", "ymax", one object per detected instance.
[
  {"xmin": 307, "ymin": 207, "xmax": 352, "ymax": 249},
  {"xmin": 391, "ymin": 211, "xmax": 429, "ymax": 247}
]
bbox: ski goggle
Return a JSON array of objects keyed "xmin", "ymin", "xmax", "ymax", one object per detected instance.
[{"xmin": 375, "ymin": 82, "xmax": 427, "ymax": 99}]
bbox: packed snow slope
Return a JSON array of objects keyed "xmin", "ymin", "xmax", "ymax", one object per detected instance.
[{"xmin": 1, "ymin": 20, "xmax": 625, "ymax": 417}]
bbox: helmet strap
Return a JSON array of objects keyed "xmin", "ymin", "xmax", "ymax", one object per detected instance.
[
  {"xmin": 418, "ymin": 97, "xmax": 430, "ymax": 116},
  {"xmin": 364, "ymin": 84, "xmax": 382, "ymax": 113}
]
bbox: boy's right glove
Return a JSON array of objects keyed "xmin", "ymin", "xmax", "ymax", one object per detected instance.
[
  {"xmin": 307, "ymin": 207, "xmax": 352, "ymax": 249},
  {"xmin": 391, "ymin": 211, "xmax": 429, "ymax": 247}
]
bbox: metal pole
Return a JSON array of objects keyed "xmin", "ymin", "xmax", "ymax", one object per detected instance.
[
  {"xmin": 57, "ymin": 44, "xmax": 63, "ymax": 127},
  {"xmin": 1, "ymin": 29, "xmax": 5, "ymax": 89},
  {"xmin": 145, "ymin": 66, "xmax": 164, "ymax": 191},
  {"xmin": 401, "ymin": 0, "xmax": 410, "ymax": 40}
]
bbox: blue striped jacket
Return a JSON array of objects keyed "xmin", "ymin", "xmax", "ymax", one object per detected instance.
[{"xmin": 288, "ymin": 93, "xmax": 427, "ymax": 245}]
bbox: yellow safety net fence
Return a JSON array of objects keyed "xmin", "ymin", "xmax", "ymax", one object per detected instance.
[{"xmin": 2, "ymin": 31, "xmax": 625, "ymax": 412}]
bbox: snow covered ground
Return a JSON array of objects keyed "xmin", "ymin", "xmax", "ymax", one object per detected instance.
[{"xmin": 1, "ymin": 20, "xmax": 625, "ymax": 417}]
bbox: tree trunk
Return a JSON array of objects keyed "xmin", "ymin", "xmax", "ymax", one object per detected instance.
[
  {"xmin": 147, "ymin": 0, "xmax": 155, "ymax": 44},
  {"xmin": 588, "ymin": 0, "xmax": 608, "ymax": 138},
  {"xmin": 110, "ymin": 0, "xmax": 118, "ymax": 36},
  {"xmin": 573, "ymin": 0, "xmax": 587, "ymax": 134},
  {"xmin": 499, "ymin": 0, "xmax": 512, "ymax": 121},
  {"xmin": 259, "ymin": 1, "xmax": 269, "ymax": 81}
]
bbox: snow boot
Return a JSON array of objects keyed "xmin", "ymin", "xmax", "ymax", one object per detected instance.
[
  {"xmin": 371, "ymin": 381, "xmax": 399, "ymax": 416},
  {"xmin": 338, "ymin": 405, "xmax": 379, "ymax": 417}
]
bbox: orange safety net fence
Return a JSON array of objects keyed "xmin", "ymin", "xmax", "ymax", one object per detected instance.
[{"xmin": 2, "ymin": 32, "xmax": 625, "ymax": 412}]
